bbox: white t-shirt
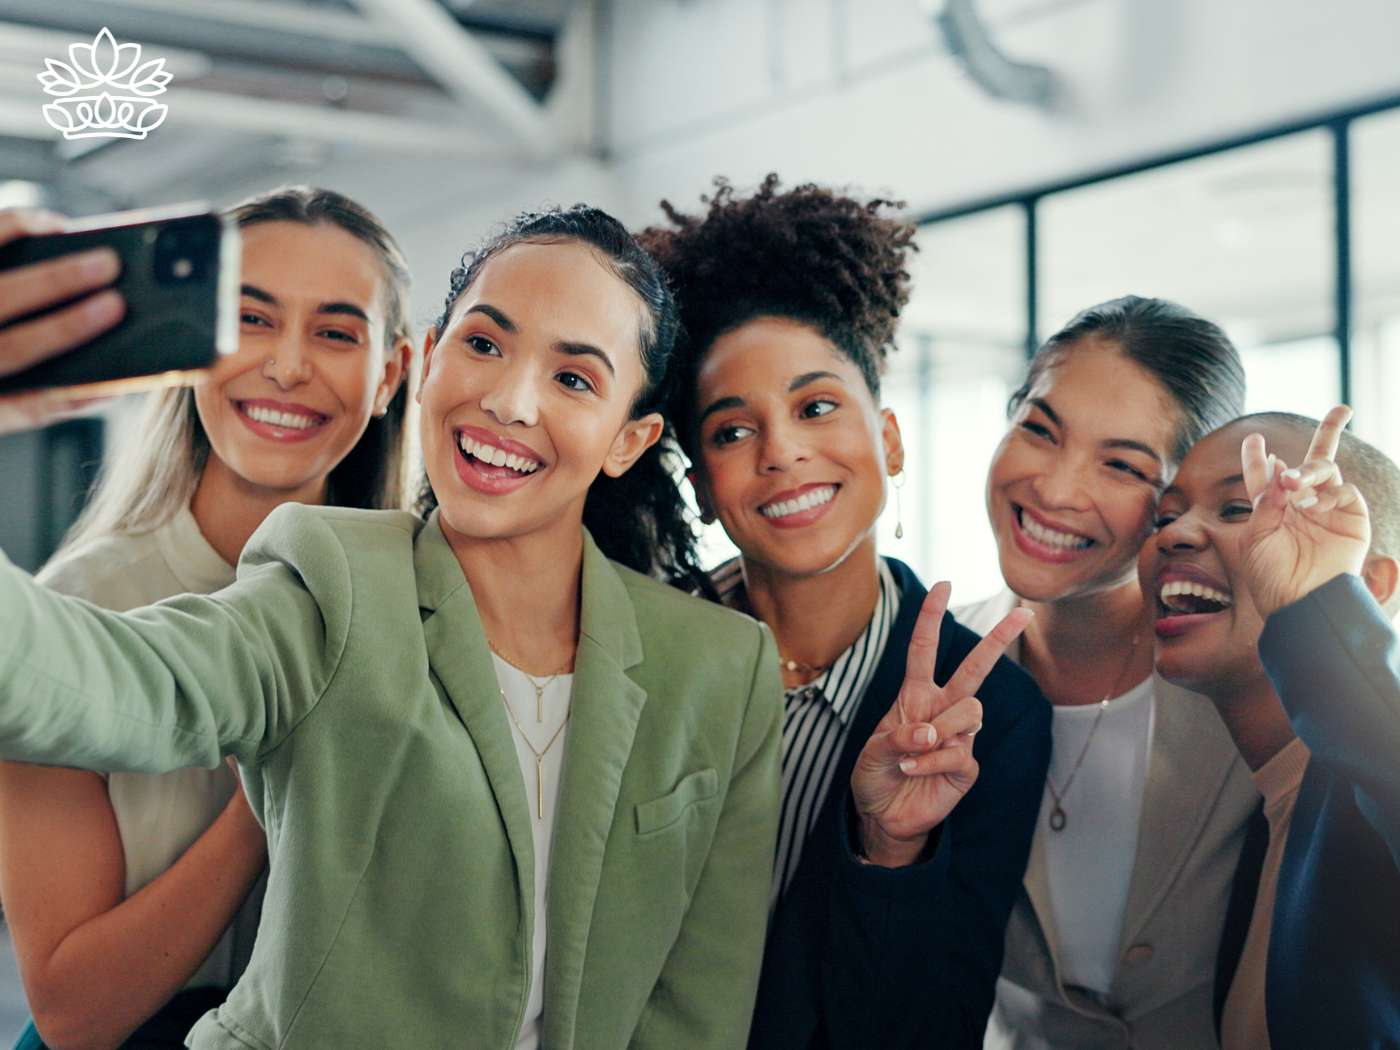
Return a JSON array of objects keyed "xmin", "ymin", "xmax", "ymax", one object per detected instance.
[
  {"xmin": 1041, "ymin": 676, "xmax": 1156, "ymax": 994},
  {"xmin": 490, "ymin": 654, "xmax": 572, "ymax": 1050},
  {"xmin": 956, "ymin": 590, "xmax": 1157, "ymax": 995},
  {"xmin": 37, "ymin": 506, "xmax": 263, "ymax": 992}
]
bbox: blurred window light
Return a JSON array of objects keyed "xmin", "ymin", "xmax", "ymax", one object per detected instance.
[
  {"xmin": 1041, "ymin": 130, "xmax": 1340, "ymax": 419},
  {"xmin": 889, "ymin": 206, "xmax": 1027, "ymax": 603},
  {"xmin": 1041, "ymin": 131, "xmax": 1334, "ymax": 347},
  {"xmin": 0, "ymin": 181, "xmax": 44, "ymax": 209},
  {"xmin": 1350, "ymin": 109, "xmax": 1400, "ymax": 464}
]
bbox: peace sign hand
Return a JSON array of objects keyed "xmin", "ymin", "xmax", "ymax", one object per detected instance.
[
  {"xmin": 851, "ymin": 581, "xmax": 1032, "ymax": 867},
  {"xmin": 1241, "ymin": 404, "xmax": 1370, "ymax": 619}
]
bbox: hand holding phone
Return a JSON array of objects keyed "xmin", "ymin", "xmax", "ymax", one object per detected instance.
[
  {"xmin": 0, "ymin": 209, "xmax": 126, "ymax": 434},
  {"xmin": 0, "ymin": 203, "xmax": 238, "ymax": 434}
]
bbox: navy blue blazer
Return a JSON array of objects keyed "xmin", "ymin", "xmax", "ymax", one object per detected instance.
[
  {"xmin": 1215, "ymin": 573, "xmax": 1400, "ymax": 1049},
  {"xmin": 748, "ymin": 558, "xmax": 1051, "ymax": 1049}
]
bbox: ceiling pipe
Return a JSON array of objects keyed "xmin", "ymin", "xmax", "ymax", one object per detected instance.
[
  {"xmin": 928, "ymin": 0, "xmax": 1056, "ymax": 107},
  {"xmin": 348, "ymin": 0, "xmax": 559, "ymax": 160}
]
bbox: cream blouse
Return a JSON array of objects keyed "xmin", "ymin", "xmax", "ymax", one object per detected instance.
[{"xmin": 37, "ymin": 506, "xmax": 263, "ymax": 991}]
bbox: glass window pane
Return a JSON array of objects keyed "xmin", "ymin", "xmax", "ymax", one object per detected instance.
[
  {"xmin": 893, "ymin": 207, "xmax": 1026, "ymax": 604},
  {"xmin": 1240, "ymin": 336, "xmax": 1341, "ymax": 415},
  {"xmin": 1351, "ymin": 109, "xmax": 1400, "ymax": 461},
  {"xmin": 1041, "ymin": 131, "xmax": 1340, "ymax": 423}
]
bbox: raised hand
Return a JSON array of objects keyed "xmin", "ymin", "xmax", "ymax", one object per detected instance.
[
  {"xmin": 0, "ymin": 208, "xmax": 124, "ymax": 434},
  {"xmin": 851, "ymin": 581, "xmax": 1032, "ymax": 867},
  {"xmin": 1240, "ymin": 404, "xmax": 1370, "ymax": 618}
]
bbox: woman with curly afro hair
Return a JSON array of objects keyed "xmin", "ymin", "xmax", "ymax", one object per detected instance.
[{"xmin": 642, "ymin": 175, "xmax": 1051, "ymax": 1048}]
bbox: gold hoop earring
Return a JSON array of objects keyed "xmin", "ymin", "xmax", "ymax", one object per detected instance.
[{"xmin": 892, "ymin": 468, "xmax": 906, "ymax": 540}]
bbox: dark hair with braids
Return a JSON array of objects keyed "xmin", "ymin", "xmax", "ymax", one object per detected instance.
[
  {"xmin": 414, "ymin": 204, "xmax": 710, "ymax": 593},
  {"xmin": 1010, "ymin": 295, "xmax": 1246, "ymax": 467},
  {"xmin": 638, "ymin": 173, "xmax": 917, "ymax": 461}
]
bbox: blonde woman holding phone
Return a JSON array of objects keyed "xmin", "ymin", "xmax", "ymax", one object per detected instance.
[{"xmin": 0, "ymin": 186, "xmax": 413, "ymax": 1050}]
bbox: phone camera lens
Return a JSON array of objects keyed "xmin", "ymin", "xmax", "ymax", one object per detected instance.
[{"xmin": 153, "ymin": 219, "xmax": 214, "ymax": 285}]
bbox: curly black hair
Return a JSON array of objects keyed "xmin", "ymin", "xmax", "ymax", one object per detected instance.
[
  {"xmin": 415, "ymin": 204, "xmax": 710, "ymax": 594},
  {"xmin": 638, "ymin": 173, "xmax": 917, "ymax": 460}
]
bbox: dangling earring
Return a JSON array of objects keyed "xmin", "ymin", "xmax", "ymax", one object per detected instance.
[{"xmin": 892, "ymin": 468, "xmax": 906, "ymax": 540}]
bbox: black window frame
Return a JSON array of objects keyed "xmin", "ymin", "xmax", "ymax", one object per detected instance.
[{"xmin": 911, "ymin": 92, "xmax": 1400, "ymax": 402}]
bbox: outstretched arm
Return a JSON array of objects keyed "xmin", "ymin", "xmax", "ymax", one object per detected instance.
[{"xmin": 0, "ymin": 514, "xmax": 350, "ymax": 772}]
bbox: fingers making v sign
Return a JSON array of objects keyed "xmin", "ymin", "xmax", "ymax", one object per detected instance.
[
  {"xmin": 1240, "ymin": 404, "xmax": 1370, "ymax": 619},
  {"xmin": 851, "ymin": 581, "xmax": 1033, "ymax": 867}
]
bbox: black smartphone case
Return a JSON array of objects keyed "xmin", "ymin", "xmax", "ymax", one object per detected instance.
[{"xmin": 0, "ymin": 209, "xmax": 234, "ymax": 395}]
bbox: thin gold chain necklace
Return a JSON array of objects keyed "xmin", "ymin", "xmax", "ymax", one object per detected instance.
[
  {"xmin": 1043, "ymin": 628, "xmax": 1143, "ymax": 832},
  {"xmin": 498, "ymin": 686, "xmax": 571, "ymax": 821},
  {"xmin": 779, "ymin": 654, "xmax": 830, "ymax": 677},
  {"xmin": 489, "ymin": 641, "xmax": 571, "ymax": 723}
]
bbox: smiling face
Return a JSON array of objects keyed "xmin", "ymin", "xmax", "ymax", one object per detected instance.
[
  {"xmin": 193, "ymin": 221, "xmax": 404, "ymax": 501},
  {"xmin": 419, "ymin": 238, "xmax": 662, "ymax": 547},
  {"xmin": 691, "ymin": 315, "xmax": 900, "ymax": 578},
  {"xmin": 987, "ymin": 341, "xmax": 1179, "ymax": 604},
  {"xmin": 1139, "ymin": 420, "xmax": 1313, "ymax": 696}
]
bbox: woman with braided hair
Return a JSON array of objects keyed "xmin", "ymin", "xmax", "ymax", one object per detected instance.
[{"xmin": 643, "ymin": 174, "xmax": 1050, "ymax": 1048}]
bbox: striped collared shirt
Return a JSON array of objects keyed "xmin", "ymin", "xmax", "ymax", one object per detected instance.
[{"xmin": 712, "ymin": 557, "xmax": 901, "ymax": 904}]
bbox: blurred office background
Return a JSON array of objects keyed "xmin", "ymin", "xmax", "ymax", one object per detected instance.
[
  {"xmin": 4, "ymin": 0, "xmax": 1400, "ymax": 594},
  {"xmin": 3, "ymin": 0, "xmax": 1398, "ymax": 597},
  {"xmin": 2, "ymin": 0, "xmax": 1400, "ymax": 1037}
]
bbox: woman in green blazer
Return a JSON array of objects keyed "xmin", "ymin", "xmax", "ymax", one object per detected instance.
[{"xmin": 0, "ymin": 205, "xmax": 782, "ymax": 1048}]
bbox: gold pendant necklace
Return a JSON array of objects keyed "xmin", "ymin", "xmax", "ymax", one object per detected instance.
[
  {"xmin": 1043, "ymin": 628, "xmax": 1142, "ymax": 833},
  {"xmin": 499, "ymin": 688, "xmax": 570, "ymax": 821},
  {"xmin": 779, "ymin": 654, "xmax": 830, "ymax": 677},
  {"xmin": 488, "ymin": 641, "xmax": 570, "ymax": 723}
]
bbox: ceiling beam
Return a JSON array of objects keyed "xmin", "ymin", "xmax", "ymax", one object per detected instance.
[
  {"xmin": 0, "ymin": 62, "xmax": 519, "ymax": 158},
  {"xmin": 0, "ymin": 0, "xmax": 431, "ymax": 85},
  {"xmin": 348, "ymin": 0, "xmax": 558, "ymax": 159},
  {"xmin": 163, "ymin": 86, "xmax": 522, "ymax": 157}
]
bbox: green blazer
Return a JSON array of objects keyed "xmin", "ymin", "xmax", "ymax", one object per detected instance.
[{"xmin": 0, "ymin": 505, "xmax": 782, "ymax": 1049}]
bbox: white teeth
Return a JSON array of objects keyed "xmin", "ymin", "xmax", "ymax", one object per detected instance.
[
  {"xmin": 759, "ymin": 486, "xmax": 836, "ymax": 519},
  {"xmin": 455, "ymin": 433, "xmax": 540, "ymax": 475},
  {"xmin": 1020, "ymin": 511, "xmax": 1092, "ymax": 550},
  {"xmin": 1159, "ymin": 580, "xmax": 1233, "ymax": 607},
  {"xmin": 244, "ymin": 404, "xmax": 321, "ymax": 430}
]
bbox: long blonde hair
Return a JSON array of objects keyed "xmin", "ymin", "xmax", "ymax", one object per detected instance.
[{"xmin": 60, "ymin": 185, "xmax": 414, "ymax": 553}]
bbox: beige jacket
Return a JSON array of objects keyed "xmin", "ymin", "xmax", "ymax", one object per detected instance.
[{"xmin": 959, "ymin": 592, "xmax": 1257, "ymax": 1050}]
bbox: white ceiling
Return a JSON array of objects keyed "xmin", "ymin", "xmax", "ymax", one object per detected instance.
[{"xmin": 0, "ymin": 0, "xmax": 576, "ymax": 209}]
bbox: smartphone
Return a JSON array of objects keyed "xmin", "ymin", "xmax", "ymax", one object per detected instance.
[{"xmin": 0, "ymin": 203, "xmax": 239, "ymax": 397}]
